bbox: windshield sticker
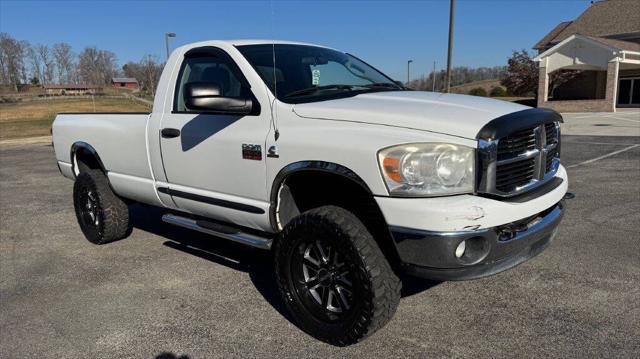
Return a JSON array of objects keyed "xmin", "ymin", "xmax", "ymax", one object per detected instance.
[{"xmin": 312, "ymin": 69, "xmax": 320, "ymax": 85}]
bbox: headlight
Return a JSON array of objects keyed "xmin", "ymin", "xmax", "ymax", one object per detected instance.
[{"xmin": 378, "ymin": 143, "xmax": 475, "ymax": 196}]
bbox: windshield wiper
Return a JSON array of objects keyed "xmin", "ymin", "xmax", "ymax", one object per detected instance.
[
  {"xmin": 282, "ymin": 84, "xmax": 360, "ymax": 99},
  {"xmin": 363, "ymin": 82, "xmax": 403, "ymax": 90}
]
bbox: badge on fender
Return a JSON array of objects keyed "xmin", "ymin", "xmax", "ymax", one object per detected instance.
[{"xmin": 242, "ymin": 144, "xmax": 262, "ymax": 160}]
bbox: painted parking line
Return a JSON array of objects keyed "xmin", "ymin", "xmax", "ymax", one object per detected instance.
[
  {"xmin": 566, "ymin": 144, "xmax": 639, "ymax": 169},
  {"xmin": 564, "ymin": 114, "xmax": 601, "ymax": 119},
  {"xmin": 562, "ymin": 141, "xmax": 640, "ymax": 146},
  {"xmin": 600, "ymin": 115, "xmax": 640, "ymax": 123}
]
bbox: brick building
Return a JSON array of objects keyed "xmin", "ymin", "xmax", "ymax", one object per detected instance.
[{"xmin": 533, "ymin": 0, "xmax": 640, "ymax": 112}]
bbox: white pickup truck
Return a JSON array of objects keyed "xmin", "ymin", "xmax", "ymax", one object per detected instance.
[{"xmin": 53, "ymin": 40, "xmax": 567, "ymax": 346}]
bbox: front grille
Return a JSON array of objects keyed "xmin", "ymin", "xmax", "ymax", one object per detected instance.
[
  {"xmin": 545, "ymin": 122, "xmax": 558, "ymax": 145},
  {"xmin": 497, "ymin": 128, "xmax": 536, "ymax": 161},
  {"xmin": 495, "ymin": 125, "xmax": 538, "ymax": 192},
  {"xmin": 546, "ymin": 147, "xmax": 557, "ymax": 172},
  {"xmin": 496, "ymin": 157, "xmax": 536, "ymax": 192},
  {"xmin": 478, "ymin": 121, "xmax": 561, "ymax": 197}
]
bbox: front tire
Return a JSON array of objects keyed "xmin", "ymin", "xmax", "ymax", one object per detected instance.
[
  {"xmin": 274, "ymin": 206, "xmax": 401, "ymax": 346},
  {"xmin": 73, "ymin": 168, "xmax": 131, "ymax": 244}
]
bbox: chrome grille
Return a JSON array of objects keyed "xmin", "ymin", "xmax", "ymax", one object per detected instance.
[
  {"xmin": 496, "ymin": 157, "xmax": 537, "ymax": 192},
  {"xmin": 546, "ymin": 147, "xmax": 558, "ymax": 172},
  {"xmin": 545, "ymin": 122, "xmax": 557, "ymax": 145},
  {"xmin": 478, "ymin": 121, "xmax": 561, "ymax": 197},
  {"xmin": 497, "ymin": 128, "xmax": 536, "ymax": 161}
]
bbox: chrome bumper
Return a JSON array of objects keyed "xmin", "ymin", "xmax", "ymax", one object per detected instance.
[{"xmin": 390, "ymin": 201, "xmax": 565, "ymax": 281}]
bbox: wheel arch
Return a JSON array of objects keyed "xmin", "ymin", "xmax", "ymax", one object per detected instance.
[
  {"xmin": 270, "ymin": 161, "xmax": 400, "ymax": 264},
  {"xmin": 70, "ymin": 142, "xmax": 107, "ymax": 177}
]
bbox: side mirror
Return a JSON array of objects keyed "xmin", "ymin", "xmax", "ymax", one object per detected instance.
[{"xmin": 184, "ymin": 82, "xmax": 253, "ymax": 114}]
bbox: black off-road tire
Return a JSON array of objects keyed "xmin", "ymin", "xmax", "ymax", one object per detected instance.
[
  {"xmin": 73, "ymin": 168, "xmax": 131, "ymax": 244},
  {"xmin": 274, "ymin": 205, "xmax": 401, "ymax": 346}
]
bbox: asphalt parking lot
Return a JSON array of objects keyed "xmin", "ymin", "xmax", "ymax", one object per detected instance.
[{"xmin": 1, "ymin": 126, "xmax": 639, "ymax": 357}]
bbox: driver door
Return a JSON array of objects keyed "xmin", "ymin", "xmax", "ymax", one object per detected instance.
[{"xmin": 159, "ymin": 47, "xmax": 271, "ymax": 230}]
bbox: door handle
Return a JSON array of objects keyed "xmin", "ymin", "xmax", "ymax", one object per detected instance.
[{"xmin": 161, "ymin": 128, "xmax": 181, "ymax": 138}]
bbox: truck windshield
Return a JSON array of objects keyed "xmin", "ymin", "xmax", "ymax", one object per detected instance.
[{"xmin": 236, "ymin": 44, "xmax": 404, "ymax": 103}]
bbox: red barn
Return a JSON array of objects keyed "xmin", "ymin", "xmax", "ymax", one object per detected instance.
[{"xmin": 111, "ymin": 77, "xmax": 139, "ymax": 89}]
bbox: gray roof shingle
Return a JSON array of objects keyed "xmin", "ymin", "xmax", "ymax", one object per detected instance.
[
  {"xmin": 586, "ymin": 35, "xmax": 640, "ymax": 52},
  {"xmin": 534, "ymin": 21, "xmax": 573, "ymax": 50},
  {"xmin": 534, "ymin": 0, "xmax": 640, "ymax": 50}
]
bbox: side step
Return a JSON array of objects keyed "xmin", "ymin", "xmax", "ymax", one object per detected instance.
[{"xmin": 161, "ymin": 214, "xmax": 273, "ymax": 250}]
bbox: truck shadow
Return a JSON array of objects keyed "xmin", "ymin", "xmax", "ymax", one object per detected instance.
[
  {"xmin": 180, "ymin": 114, "xmax": 243, "ymax": 151},
  {"xmin": 129, "ymin": 204, "xmax": 440, "ymax": 324}
]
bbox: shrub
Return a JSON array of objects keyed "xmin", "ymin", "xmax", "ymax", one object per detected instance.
[
  {"xmin": 468, "ymin": 87, "xmax": 487, "ymax": 97},
  {"xmin": 490, "ymin": 86, "xmax": 506, "ymax": 97}
]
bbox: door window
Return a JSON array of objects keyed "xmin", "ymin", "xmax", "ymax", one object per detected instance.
[{"xmin": 174, "ymin": 53, "xmax": 247, "ymax": 112}]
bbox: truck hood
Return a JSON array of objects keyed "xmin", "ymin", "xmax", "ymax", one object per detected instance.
[{"xmin": 292, "ymin": 91, "xmax": 529, "ymax": 140}]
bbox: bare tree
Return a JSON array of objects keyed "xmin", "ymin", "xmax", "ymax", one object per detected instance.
[
  {"xmin": 36, "ymin": 44, "xmax": 55, "ymax": 85},
  {"xmin": 122, "ymin": 55, "xmax": 163, "ymax": 96},
  {"xmin": 53, "ymin": 42, "xmax": 74, "ymax": 84},
  {"xmin": 98, "ymin": 49, "xmax": 117, "ymax": 85},
  {"xmin": 78, "ymin": 47, "xmax": 117, "ymax": 85},
  {"xmin": 27, "ymin": 46, "xmax": 43, "ymax": 85},
  {"xmin": 122, "ymin": 61, "xmax": 141, "ymax": 80},
  {"xmin": 19, "ymin": 41, "xmax": 30, "ymax": 85},
  {"xmin": 78, "ymin": 47, "xmax": 99, "ymax": 85},
  {"xmin": 0, "ymin": 33, "xmax": 28, "ymax": 90},
  {"xmin": 139, "ymin": 55, "xmax": 163, "ymax": 95}
]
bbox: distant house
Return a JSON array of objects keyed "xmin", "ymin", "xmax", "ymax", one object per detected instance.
[
  {"xmin": 111, "ymin": 77, "xmax": 139, "ymax": 89},
  {"xmin": 43, "ymin": 84, "xmax": 101, "ymax": 96},
  {"xmin": 533, "ymin": 0, "xmax": 640, "ymax": 112}
]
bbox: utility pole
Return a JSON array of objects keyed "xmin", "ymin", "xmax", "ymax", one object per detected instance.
[
  {"xmin": 445, "ymin": 0, "xmax": 455, "ymax": 93},
  {"xmin": 165, "ymin": 32, "xmax": 176, "ymax": 60},
  {"xmin": 407, "ymin": 59, "xmax": 413, "ymax": 86},
  {"xmin": 432, "ymin": 61, "xmax": 436, "ymax": 92}
]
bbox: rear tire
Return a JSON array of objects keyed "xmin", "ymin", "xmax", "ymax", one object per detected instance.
[
  {"xmin": 274, "ymin": 205, "xmax": 401, "ymax": 346},
  {"xmin": 73, "ymin": 168, "xmax": 131, "ymax": 244}
]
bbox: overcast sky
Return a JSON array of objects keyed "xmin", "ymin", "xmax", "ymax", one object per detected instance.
[{"xmin": 0, "ymin": 0, "xmax": 591, "ymax": 80}]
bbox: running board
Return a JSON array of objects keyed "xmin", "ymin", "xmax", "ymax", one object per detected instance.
[{"xmin": 161, "ymin": 214, "xmax": 272, "ymax": 250}]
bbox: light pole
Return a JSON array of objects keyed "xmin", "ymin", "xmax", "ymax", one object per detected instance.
[
  {"xmin": 165, "ymin": 32, "xmax": 176, "ymax": 60},
  {"xmin": 407, "ymin": 59, "xmax": 413, "ymax": 86},
  {"xmin": 432, "ymin": 61, "xmax": 437, "ymax": 92},
  {"xmin": 445, "ymin": 0, "xmax": 455, "ymax": 93}
]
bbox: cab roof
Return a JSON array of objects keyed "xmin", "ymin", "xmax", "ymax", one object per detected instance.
[{"xmin": 176, "ymin": 39, "xmax": 334, "ymax": 52}]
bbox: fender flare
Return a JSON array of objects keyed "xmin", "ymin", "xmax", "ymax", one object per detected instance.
[
  {"xmin": 269, "ymin": 161, "xmax": 372, "ymax": 231},
  {"xmin": 70, "ymin": 142, "xmax": 107, "ymax": 177}
]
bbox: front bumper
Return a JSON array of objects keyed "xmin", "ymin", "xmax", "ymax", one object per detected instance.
[
  {"xmin": 375, "ymin": 165, "xmax": 568, "ymax": 232},
  {"xmin": 391, "ymin": 201, "xmax": 564, "ymax": 281}
]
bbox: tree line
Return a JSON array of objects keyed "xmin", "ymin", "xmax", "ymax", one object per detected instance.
[
  {"xmin": 1, "ymin": 31, "xmax": 563, "ymax": 99},
  {"xmin": 0, "ymin": 32, "xmax": 162, "ymax": 95},
  {"xmin": 408, "ymin": 65, "xmax": 507, "ymax": 91},
  {"xmin": 412, "ymin": 50, "xmax": 582, "ymax": 98}
]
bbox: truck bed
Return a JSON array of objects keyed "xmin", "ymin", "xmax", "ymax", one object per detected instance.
[{"xmin": 52, "ymin": 112, "xmax": 151, "ymax": 179}]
